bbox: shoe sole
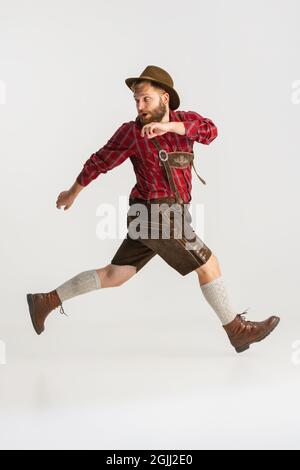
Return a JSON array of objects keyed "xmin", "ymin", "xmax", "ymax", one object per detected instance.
[
  {"xmin": 235, "ymin": 317, "xmax": 281, "ymax": 353},
  {"xmin": 27, "ymin": 294, "xmax": 44, "ymax": 335}
]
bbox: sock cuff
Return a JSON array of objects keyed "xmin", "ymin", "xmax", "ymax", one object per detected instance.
[
  {"xmin": 92, "ymin": 270, "xmax": 102, "ymax": 289},
  {"xmin": 200, "ymin": 275, "xmax": 223, "ymax": 291}
]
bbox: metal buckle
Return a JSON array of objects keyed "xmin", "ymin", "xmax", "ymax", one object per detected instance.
[{"xmin": 159, "ymin": 149, "xmax": 168, "ymax": 162}]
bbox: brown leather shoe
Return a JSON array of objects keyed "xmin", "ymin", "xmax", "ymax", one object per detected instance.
[
  {"xmin": 223, "ymin": 311, "xmax": 280, "ymax": 353},
  {"xmin": 26, "ymin": 290, "xmax": 66, "ymax": 335}
]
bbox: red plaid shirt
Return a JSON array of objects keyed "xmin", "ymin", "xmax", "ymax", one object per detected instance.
[{"xmin": 76, "ymin": 110, "xmax": 218, "ymax": 203}]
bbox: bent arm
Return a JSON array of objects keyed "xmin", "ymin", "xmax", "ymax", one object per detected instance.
[{"xmin": 177, "ymin": 110, "xmax": 218, "ymax": 144}]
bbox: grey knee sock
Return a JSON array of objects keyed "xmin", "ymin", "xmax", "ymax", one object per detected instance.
[
  {"xmin": 200, "ymin": 275, "xmax": 237, "ymax": 326},
  {"xmin": 56, "ymin": 270, "xmax": 102, "ymax": 302}
]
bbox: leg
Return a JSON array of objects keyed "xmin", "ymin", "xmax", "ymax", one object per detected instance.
[
  {"xmin": 195, "ymin": 253, "xmax": 237, "ymax": 326},
  {"xmin": 56, "ymin": 263, "xmax": 137, "ymax": 300},
  {"xmin": 96, "ymin": 264, "xmax": 137, "ymax": 288},
  {"xmin": 195, "ymin": 254, "xmax": 221, "ymax": 286},
  {"xmin": 194, "ymin": 253, "xmax": 280, "ymax": 353},
  {"xmin": 27, "ymin": 206, "xmax": 155, "ymax": 335},
  {"xmin": 26, "ymin": 264, "xmax": 137, "ymax": 335}
]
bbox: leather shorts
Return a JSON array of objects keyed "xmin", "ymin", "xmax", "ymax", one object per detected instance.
[{"xmin": 110, "ymin": 197, "xmax": 212, "ymax": 276}]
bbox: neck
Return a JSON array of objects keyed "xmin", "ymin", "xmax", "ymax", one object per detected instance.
[{"xmin": 161, "ymin": 109, "xmax": 170, "ymax": 123}]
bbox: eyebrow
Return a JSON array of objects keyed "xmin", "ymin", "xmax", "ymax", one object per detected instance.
[{"xmin": 133, "ymin": 94, "xmax": 151, "ymax": 99}]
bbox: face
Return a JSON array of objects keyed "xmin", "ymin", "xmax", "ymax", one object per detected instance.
[{"xmin": 133, "ymin": 82, "xmax": 169, "ymax": 125}]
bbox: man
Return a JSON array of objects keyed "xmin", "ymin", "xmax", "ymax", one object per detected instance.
[{"xmin": 27, "ymin": 65, "xmax": 280, "ymax": 353}]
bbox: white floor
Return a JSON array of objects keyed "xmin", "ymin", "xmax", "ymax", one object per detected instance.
[{"xmin": 1, "ymin": 312, "xmax": 300, "ymax": 450}]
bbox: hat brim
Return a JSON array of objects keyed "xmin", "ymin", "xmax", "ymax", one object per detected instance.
[{"xmin": 125, "ymin": 76, "xmax": 180, "ymax": 110}]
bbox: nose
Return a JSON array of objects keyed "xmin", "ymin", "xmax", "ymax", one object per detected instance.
[{"xmin": 137, "ymin": 102, "xmax": 145, "ymax": 111}]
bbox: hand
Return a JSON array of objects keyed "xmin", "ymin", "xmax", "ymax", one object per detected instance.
[
  {"xmin": 141, "ymin": 122, "xmax": 171, "ymax": 139},
  {"xmin": 56, "ymin": 190, "xmax": 76, "ymax": 210}
]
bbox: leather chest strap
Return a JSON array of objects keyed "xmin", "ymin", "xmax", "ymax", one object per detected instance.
[{"xmin": 151, "ymin": 137, "xmax": 183, "ymax": 204}]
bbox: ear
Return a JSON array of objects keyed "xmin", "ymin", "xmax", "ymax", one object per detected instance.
[{"xmin": 162, "ymin": 92, "xmax": 169, "ymax": 105}]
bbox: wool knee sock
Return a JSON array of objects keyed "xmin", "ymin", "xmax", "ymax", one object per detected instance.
[
  {"xmin": 56, "ymin": 269, "xmax": 102, "ymax": 303},
  {"xmin": 200, "ymin": 275, "xmax": 237, "ymax": 326}
]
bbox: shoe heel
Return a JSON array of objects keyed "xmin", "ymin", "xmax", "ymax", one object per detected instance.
[
  {"xmin": 236, "ymin": 344, "xmax": 250, "ymax": 353},
  {"xmin": 27, "ymin": 293, "xmax": 43, "ymax": 335}
]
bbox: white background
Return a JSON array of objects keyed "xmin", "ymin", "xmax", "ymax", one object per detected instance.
[{"xmin": 0, "ymin": 0, "xmax": 300, "ymax": 450}]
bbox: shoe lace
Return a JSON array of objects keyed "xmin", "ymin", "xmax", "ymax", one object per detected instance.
[{"xmin": 238, "ymin": 307, "xmax": 251, "ymax": 324}]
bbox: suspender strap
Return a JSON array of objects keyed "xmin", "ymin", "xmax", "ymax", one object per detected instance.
[
  {"xmin": 192, "ymin": 161, "xmax": 206, "ymax": 185},
  {"xmin": 151, "ymin": 137, "xmax": 183, "ymax": 204}
]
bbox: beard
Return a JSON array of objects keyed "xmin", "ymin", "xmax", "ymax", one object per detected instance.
[{"xmin": 138, "ymin": 98, "xmax": 167, "ymax": 125}]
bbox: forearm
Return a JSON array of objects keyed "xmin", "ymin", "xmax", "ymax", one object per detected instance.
[
  {"xmin": 69, "ymin": 180, "xmax": 84, "ymax": 196},
  {"xmin": 168, "ymin": 121, "xmax": 186, "ymax": 136}
]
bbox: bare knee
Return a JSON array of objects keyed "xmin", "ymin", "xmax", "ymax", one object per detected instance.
[
  {"xmin": 195, "ymin": 254, "xmax": 220, "ymax": 277},
  {"xmin": 97, "ymin": 264, "xmax": 137, "ymax": 288}
]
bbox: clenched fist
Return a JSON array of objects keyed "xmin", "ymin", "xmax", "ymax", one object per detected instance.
[
  {"xmin": 56, "ymin": 190, "xmax": 76, "ymax": 210},
  {"xmin": 141, "ymin": 121, "xmax": 172, "ymax": 139}
]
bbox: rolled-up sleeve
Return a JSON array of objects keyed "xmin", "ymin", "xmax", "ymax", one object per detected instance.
[
  {"xmin": 76, "ymin": 122, "xmax": 135, "ymax": 187},
  {"xmin": 179, "ymin": 110, "xmax": 218, "ymax": 145}
]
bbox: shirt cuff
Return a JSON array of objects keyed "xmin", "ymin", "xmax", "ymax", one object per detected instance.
[
  {"xmin": 183, "ymin": 121, "xmax": 199, "ymax": 140},
  {"xmin": 76, "ymin": 174, "xmax": 89, "ymax": 187}
]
